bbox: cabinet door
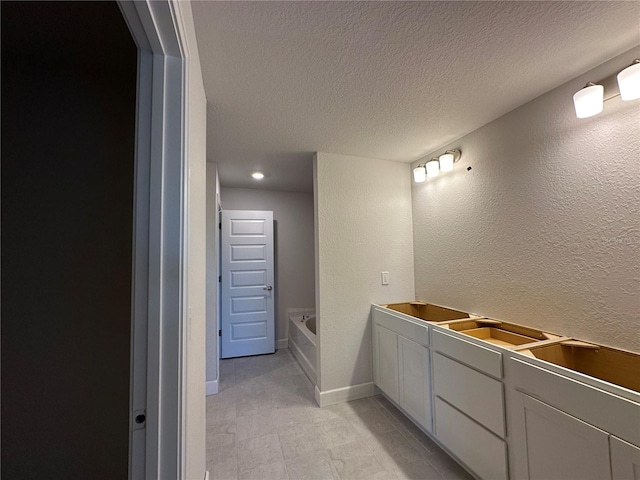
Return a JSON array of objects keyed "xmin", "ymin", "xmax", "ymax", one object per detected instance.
[
  {"xmin": 512, "ymin": 392, "xmax": 611, "ymax": 480},
  {"xmin": 611, "ymin": 436, "xmax": 640, "ymax": 480},
  {"xmin": 398, "ymin": 336, "xmax": 431, "ymax": 432},
  {"xmin": 374, "ymin": 325, "xmax": 399, "ymax": 403}
]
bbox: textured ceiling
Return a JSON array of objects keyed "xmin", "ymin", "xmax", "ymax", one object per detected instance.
[{"xmin": 192, "ymin": 1, "xmax": 640, "ymax": 192}]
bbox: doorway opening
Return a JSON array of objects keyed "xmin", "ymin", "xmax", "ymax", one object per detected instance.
[{"xmin": 1, "ymin": 2, "xmax": 137, "ymax": 477}]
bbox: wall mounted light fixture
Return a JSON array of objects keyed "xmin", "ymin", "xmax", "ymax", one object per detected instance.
[
  {"xmin": 413, "ymin": 149, "xmax": 461, "ymax": 183},
  {"xmin": 618, "ymin": 59, "xmax": 640, "ymax": 101},
  {"xmin": 573, "ymin": 59, "xmax": 640, "ymax": 118}
]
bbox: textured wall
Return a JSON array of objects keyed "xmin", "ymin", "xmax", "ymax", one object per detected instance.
[
  {"xmin": 315, "ymin": 153, "xmax": 415, "ymax": 392},
  {"xmin": 412, "ymin": 46, "xmax": 640, "ymax": 353},
  {"xmin": 220, "ymin": 188, "xmax": 316, "ymax": 343}
]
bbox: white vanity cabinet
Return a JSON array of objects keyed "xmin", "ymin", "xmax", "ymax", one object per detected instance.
[
  {"xmin": 507, "ymin": 354, "xmax": 640, "ymax": 480},
  {"xmin": 372, "ymin": 306, "xmax": 432, "ymax": 432},
  {"xmin": 372, "ymin": 303, "xmax": 640, "ymax": 480},
  {"xmin": 611, "ymin": 436, "xmax": 640, "ymax": 480}
]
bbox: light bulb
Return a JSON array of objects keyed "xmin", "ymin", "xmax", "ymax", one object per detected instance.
[
  {"xmin": 413, "ymin": 165, "xmax": 426, "ymax": 183},
  {"xmin": 426, "ymin": 159, "xmax": 439, "ymax": 178},
  {"xmin": 439, "ymin": 153, "xmax": 454, "ymax": 172},
  {"xmin": 573, "ymin": 84, "xmax": 604, "ymax": 118},
  {"xmin": 617, "ymin": 61, "xmax": 640, "ymax": 101},
  {"xmin": 252, "ymin": 172, "xmax": 264, "ymax": 180}
]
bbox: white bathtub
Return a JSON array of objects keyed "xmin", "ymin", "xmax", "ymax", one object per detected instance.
[{"xmin": 288, "ymin": 313, "xmax": 317, "ymax": 385}]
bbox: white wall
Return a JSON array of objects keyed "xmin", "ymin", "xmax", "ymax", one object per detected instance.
[
  {"xmin": 206, "ymin": 163, "xmax": 220, "ymax": 393},
  {"xmin": 412, "ymin": 46, "xmax": 640, "ymax": 353},
  {"xmin": 314, "ymin": 152, "xmax": 415, "ymax": 398},
  {"xmin": 179, "ymin": 1, "xmax": 207, "ymax": 478},
  {"xmin": 220, "ymin": 187, "xmax": 315, "ymax": 345}
]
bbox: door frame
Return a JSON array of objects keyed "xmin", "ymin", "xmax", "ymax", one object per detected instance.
[{"xmin": 118, "ymin": 1, "xmax": 191, "ymax": 478}]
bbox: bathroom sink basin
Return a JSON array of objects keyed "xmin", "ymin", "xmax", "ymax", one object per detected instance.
[
  {"xmin": 520, "ymin": 341, "xmax": 640, "ymax": 393},
  {"xmin": 441, "ymin": 318, "xmax": 551, "ymax": 348},
  {"xmin": 383, "ymin": 302, "xmax": 469, "ymax": 322},
  {"xmin": 460, "ymin": 327, "xmax": 542, "ymax": 348}
]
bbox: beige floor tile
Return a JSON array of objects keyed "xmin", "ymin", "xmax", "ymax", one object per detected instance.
[
  {"xmin": 210, "ymin": 456, "xmax": 238, "ymax": 480},
  {"xmin": 221, "ymin": 379, "xmax": 267, "ymax": 404},
  {"xmin": 341, "ymin": 396, "xmax": 381, "ymax": 415},
  {"xmin": 208, "ymin": 443, "xmax": 238, "ymax": 468},
  {"xmin": 393, "ymin": 458, "xmax": 443, "ymax": 480},
  {"xmin": 284, "ymin": 451, "xmax": 340, "ymax": 480},
  {"xmin": 207, "ymin": 431, "xmax": 236, "ymax": 450},
  {"xmin": 208, "ymin": 352, "xmax": 467, "ymax": 480},
  {"xmin": 278, "ymin": 422, "xmax": 327, "ymax": 459},
  {"xmin": 394, "ymin": 422, "xmax": 439, "ymax": 456},
  {"xmin": 238, "ymin": 461, "xmax": 289, "ymax": 480},
  {"xmin": 236, "ymin": 413, "xmax": 276, "ymax": 442},
  {"xmin": 327, "ymin": 440, "xmax": 373, "ymax": 459},
  {"xmin": 425, "ymin": 452, "xmax": 473, "ymax": 480},
  {"xmin": 237, "ymin": 433, "xmax": 284, "ymax": 473},
  {"xmin": 366, "ymin": 430, "xmax": 426, "ymax": 467},
  {"xmin": 348, "ymin": 407, "xmax": 399, "ymax": 437},
  {"xmin": 264, "ymin": 376, "xmax": 297, "ymax": 395},
  {"xmin": 290, "ymin": 373, "xmax": 313, "ymax": 389},
  {"xmin": 307, "ymin": 405, "xmax": 345, "ymax": 424},
  {"xmin": 321, "ymin": 397, "xmax": 379, "ymax": 424},
  {"xmin": 220, "ymin": 359, "xmax": 235, "ymax": 376},
  {"xmin": 271, "ymin": 406, "xmax": 314, "ymax": 432},
  {"xmin": 326, "ymin": 441, "xmax": 389, "ymax": 479},
  {"xmin": 207, "ymin": 419, "xmax": 237, "ymax": 437},
  {"xmin": 218, "ymin": 374, "xmax": 239, "ymax": 393},
  {"xmin": 366, "ymin": 469, "xmax": 400, "ymax": 480},
  {"xmin": 319, "ymin": 417, "xmax": 364, "ymax": 449},
  {"xmin": 271, "ymin": 389, "xmax": 316, "ymax": 409},
  {"xmin": 208, "ymin": 403, "xmax": 237, "ymax": 425},
  {"xmin": 236, "ymin": 393, "xmax": 272, "ymax": 418},
  {"xmin": 235, "ymin": 367, "xmax": 269, "ymax": 383},
  {"xmin": 331, "ymin": 455, "xmax": 389, "ymax": 480}
]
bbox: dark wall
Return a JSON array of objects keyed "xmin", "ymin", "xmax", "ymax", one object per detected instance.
[{"xmin": 1, "ymin": 2, "xmax": 137, "ymax": 478}]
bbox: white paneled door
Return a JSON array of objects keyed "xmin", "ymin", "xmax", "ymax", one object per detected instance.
[{"xmin": 221, "ymin": 210, "xmax": 275, "ymax": 358}]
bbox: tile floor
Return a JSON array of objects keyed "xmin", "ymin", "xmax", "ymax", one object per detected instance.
[{"xmin": 207, "ymin": 349, "xmax": 473, "ymax": 480}]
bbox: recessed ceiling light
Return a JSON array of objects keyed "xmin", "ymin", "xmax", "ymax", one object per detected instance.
[{"xmin": 252, "ymin": 172, "xmax": 264, "ymax": 180}]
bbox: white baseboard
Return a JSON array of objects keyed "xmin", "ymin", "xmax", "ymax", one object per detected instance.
[
  {"xmin": 206, "ymin": 379, "xmax": 218, "ymax": 396},
  {"xmin": 276, "ymin": 338, "xmax": 288, "ymax": 350},
  {"xmin": 314, "ymin": 382, "xmax": 375, "ymax": 407},
  {"xmin": 204, "ymin": 471, "xmax": 210, "ymax": 480}
]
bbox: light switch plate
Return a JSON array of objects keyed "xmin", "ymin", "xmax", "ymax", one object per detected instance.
[{"xmin": 381, "ymin": 271, "xmax": 389, "ymax": 285}]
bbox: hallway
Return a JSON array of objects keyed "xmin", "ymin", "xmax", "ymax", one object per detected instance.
[{"xmin": 206, "ymin": 350, "xmax": 472, "ymax": 480}]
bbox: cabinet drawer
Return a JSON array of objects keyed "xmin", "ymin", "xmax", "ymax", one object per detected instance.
[
  {"xmin": 373, "ymin": 307, "xmax": 429, "ymax": 347},
  {"xmin": 510, "ymin": 357, "xmax": 640, "ymax": 447},
  {"xmin": 432, "ymin": 329, "xmax": 502, "ymax": 378},
  {"xmin": 433, "ymin": 353, "xmax": 505, "ymax": 437},
  {"xmin": 435, "ymin": 397, "xmax": 508, "ymax": 480}
]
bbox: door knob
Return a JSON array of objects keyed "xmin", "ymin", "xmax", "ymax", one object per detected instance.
[{"xmin": 263, "ymin": 285, "xmax": 273, "ymax": 291}]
